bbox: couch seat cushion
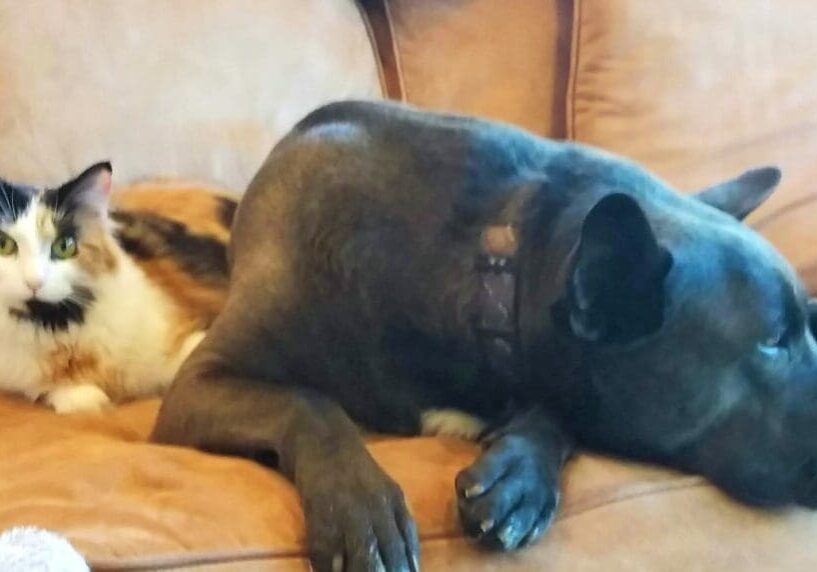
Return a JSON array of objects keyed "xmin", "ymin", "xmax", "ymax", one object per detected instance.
[{"xmin": 1, "ymin": 396, "xmax": 816, "ymax": 570}]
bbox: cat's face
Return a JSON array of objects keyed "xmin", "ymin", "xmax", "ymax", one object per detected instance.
[{"xmin": 0, "ymin": 163, "xmax": 114, "ymax": 329}]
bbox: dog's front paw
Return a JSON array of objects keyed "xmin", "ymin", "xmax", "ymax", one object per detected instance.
[
  {"xmin": 455, "ymin": 435, "xmax": 559, "ymax": 551},
  {"xmin": 298, "ymin": 453, "xmax": 419, "ymax": 572}
]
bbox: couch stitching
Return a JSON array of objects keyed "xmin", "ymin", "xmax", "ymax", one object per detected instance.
[
  {"xmin": 91, "ymin": 548, "xmax": 290, "ymax": 571},
  {"xmin": 566, "ymin": 0, "xmax": 583, "ymax": 141},
  {"xmin": 557, "ymin": 477, "xmax": 706, "ymax": 522},
  {"xmin": 751, "ymin": 192, "xmax": 817, "ymax": 231}
]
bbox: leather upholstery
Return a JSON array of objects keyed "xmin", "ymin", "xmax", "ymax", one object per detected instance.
[
  {"xmin": 367, "ymin": 0, "xmax": 573, "ymax": 138},
  {"xmin": 1, "ymin": 0, "xmax": 816, "ymax": 569},
  {"xmin": 5, "ymin": 395, "xmax": 816, "ymax": 570},
  {"xmin": 567, "ymin": 0, "xmax": 817, "ymax": 290},
  {"xmin": 0, "ymin": 0, "xmax": 381, "ymax": 191}
]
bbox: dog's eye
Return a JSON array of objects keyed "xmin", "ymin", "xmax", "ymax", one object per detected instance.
[{"xmin": 758, "ymin": 331, "xmax": 788, "ymax": 357}]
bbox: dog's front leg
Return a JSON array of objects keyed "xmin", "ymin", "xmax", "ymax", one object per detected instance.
[
  {"xmin": 152, "ymin": 364, "xmax": 419, "ymax": 572},
  {"xmin": 455, "ymin": 408, "xmax": 573, "ymax": 551}
]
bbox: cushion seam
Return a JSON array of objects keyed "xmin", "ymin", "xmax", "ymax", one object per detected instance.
[
  {"xmin": 355, "ymin": 0, "xmax": 388, "ymax": 99},
  {"xmin": 751, "ymin": 192, "xmax": 817, "ymax": 231},
  {"xmin": 566, "ymin": 0, "xmax": 583, "ymax": 141},
  {"xmin": 383, "ymin": 0, "xmax": 407, "ymax": 102},
  {"xmin": 85, "ymin": 478, "xmax": 707, "ymax": 570},
  {"xmin": 355, "ymin": 0, "xmax": 405, "ymax": 101}
]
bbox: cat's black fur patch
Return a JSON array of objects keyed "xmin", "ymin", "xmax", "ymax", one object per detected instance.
[
  {"xmin": 0, "ymin": 180, "xmax": 35, "ymax": 221},
  {"xmin": 42, "ymin": 162, "xmax": 111, "ymax": 237},
  {"xmin": 10, "ymin": 286, "xmax": 95, "ymax": 331},
  {"xmin": 52, "ymin": 219, "xmax": 79, "ymax": 242},
  {"xmin": 42, "ymin": 191, "xmax": 82, "ymax": 239},
  {"xmin": 217, "ymin": 196, "xmax": 238, "ymax": 230},
  {"xmin": 42, "ymin": 184, "xmax": 72, "ymax": 214},
  {"xmin": 42, "ymin": 162, "xmax": 111, "ymax": 214},
  {"xmin": 111, "ymin": 211, "xmax": 229, "ymax": 286}
]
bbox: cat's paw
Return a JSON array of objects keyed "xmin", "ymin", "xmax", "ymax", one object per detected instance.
[
  {"xmin": 421, "ymin": 408, "xmax": 486, "ymax": 440},
  {"xmin": 44, "ymin": 384, "xmax": 112, "ymax": 414}
]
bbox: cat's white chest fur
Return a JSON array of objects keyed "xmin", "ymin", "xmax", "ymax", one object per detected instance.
[
  {"xmin": 0, "ymin": 165, "xmax": 221, "ymax": 413},
  {"xmin": 0, "ymin": 253, "xmax": 200, "ymax": 413}
]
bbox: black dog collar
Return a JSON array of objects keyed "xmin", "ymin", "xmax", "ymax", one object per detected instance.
[{"xmin": 473, "ymin": 225, "xmax": 521, "ymax": 386}]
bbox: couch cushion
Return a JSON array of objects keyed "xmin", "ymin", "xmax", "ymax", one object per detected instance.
[
  {"xmin": 567, "ymin": 0, "xmax": 817, "ymax": 289},
  {"xmin": 0, "ymin": 0, "xmax": 381, "ymax": 191},
  {"xmin": 1, "ymin": 395, "xmax": 816, "ymax": 570},
  {"xmin": 364, "ymin": 0, "xmax": 572, "ymax": 138}
]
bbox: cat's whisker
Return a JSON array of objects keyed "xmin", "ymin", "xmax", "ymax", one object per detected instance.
[
  {"xmin": 0, "ymin": 188, "xmax": 12, "ymax": 217},
  {"xmin": 51, "ymin": 184, "xmax": 63, "ymax": 218}
]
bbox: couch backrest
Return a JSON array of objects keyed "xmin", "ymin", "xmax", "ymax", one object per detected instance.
[
  {"xmin": 367, "ymin": 0, "xmax": 817, "ymax": 286},
  {"xmin": 362, "ymin": 0, "xmax": 572, "ymax": 139},
  {"xmin": 0, "ymin": 0, "xmax": 381, "ymax": 190},
  {"xmin": 2, "ymin": 0, "xmax": 815, "ymax": 282},
  {"xmin": 564, "ymin": 0, "xmax": 817, "ymax": 274}
]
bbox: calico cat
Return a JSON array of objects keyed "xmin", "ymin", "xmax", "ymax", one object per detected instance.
[{"xmin": 0, "ymin": 162, "xmax": 235, "ymax": 413}]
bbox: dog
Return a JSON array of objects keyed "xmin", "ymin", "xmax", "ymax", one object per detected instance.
[{"xmin": 152, "ymin": 100, "xmax": 817, "ymax": 572}]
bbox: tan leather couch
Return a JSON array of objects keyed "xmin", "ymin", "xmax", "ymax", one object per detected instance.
[{"xmin": 1, "ymin": 1, "xmax": 816, "ymax": 569}]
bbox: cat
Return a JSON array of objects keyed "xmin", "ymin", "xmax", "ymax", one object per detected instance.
[{"xmin": 0, "ymin": 162, "xmax": 235, "ymax": 413}]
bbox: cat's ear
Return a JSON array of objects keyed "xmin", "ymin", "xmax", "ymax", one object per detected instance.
[{"xmin": 46, "ymin": 162, "xmax": 112, "ymax": 217}]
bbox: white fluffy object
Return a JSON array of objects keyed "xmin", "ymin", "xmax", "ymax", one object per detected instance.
[{"xmin": 0, "ymin": 527, "xmax": 88, "ymax": 571}]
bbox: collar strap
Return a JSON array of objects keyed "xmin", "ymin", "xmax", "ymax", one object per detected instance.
[{"xmin": 473, "ymin": 224, "xmax": 520, "ymax": 385}]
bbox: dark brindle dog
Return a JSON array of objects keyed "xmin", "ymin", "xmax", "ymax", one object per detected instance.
[{"xmin": 153, "ymin": 101, "xmax": 817, "ymax": 572}]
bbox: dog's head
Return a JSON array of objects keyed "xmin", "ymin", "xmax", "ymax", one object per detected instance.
[{"xmin": 552, "ymin": 166, "xmax": 817, "ymax": 508}]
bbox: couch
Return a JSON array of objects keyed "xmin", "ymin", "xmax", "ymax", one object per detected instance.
[{"xmin": 1, "ymin": 0, "xmax": 816, "ymax": 570}]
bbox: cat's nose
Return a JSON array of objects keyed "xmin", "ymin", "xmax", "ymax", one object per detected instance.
[{"xmin": 25, "ymin": 278, "xmax": 43, "ymax": 292}]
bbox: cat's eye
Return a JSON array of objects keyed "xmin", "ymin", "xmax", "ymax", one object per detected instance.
[
  {"xmin": 51, "ymin": 236, "xmax": 78, "ymax": 260},
  {"xmin": 0, "ymin": 233, "xmax": 17, "ymax": 256}
]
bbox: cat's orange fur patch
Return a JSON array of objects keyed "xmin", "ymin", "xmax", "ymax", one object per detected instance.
[
  {"xmin": 111, "ymin": 181, "xmax": 234, "ymax": 353},
  {"xmin": 137, "ymin": 257, "xmax": 227, "ymax": 354},
  {"xmin": 111, "ymin": 182, "xmax": 235, "ymax": 241},
  {"xmin": 46, "ymin": 345, "xmax": 99, "ymax": 382},
  {"xmin": 77, "ymin": 225, "xmax": 118, "ymax": 276},
  {"xmin": 42, "ymin": 344, "xmax": 125, "ymax": 400}
]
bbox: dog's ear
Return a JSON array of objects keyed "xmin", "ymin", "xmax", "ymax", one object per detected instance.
[
  {"xmin": 552, "ymin": 193, "xmax": 673, "ymax": 344},
  {"xmin": 695, "ymin": 166, "xmax": 781, "ymax": 221}
]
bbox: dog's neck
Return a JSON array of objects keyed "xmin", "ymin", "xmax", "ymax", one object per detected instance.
[
  {"xmin": 471, "ymin": 186, "xmax": 587, "ymax": 420},
  {"xmin": 472, "ymin": 224, "xmax": 521, "ymax": 388}
]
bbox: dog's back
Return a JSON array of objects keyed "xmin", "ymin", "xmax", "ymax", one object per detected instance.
[
  {"xmin": 155, "ymin": 101, "xmax": 817, "ymax": 571},
  {"xmin": 230, "ymin": 101, "xmax": 724, "ymax": 432}
]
